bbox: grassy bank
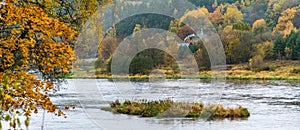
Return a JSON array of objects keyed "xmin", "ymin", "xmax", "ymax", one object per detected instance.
[
  {"xmin": 101, "ymin": 100, "xmax": 250, "ymax": 120},
  {"xmin": 217, "ymin": 60, "xmax": 300, "ymax": 80},
  {"xmin": 71, "ymin": 60, "xmax": 300, "ymax": 81}
]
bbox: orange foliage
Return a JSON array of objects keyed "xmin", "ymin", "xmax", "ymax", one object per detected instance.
[
  {"xmin": 179, "ymin": 7, "xmax": 208, "ymax": 25},
  {"xmin": 273, "ymin": 7, "xmax": 298, "ymax": 37},
  {"xmin": 0, "ymin": 0, "xmax": 77, "ymax": 120},
  {"xmin": 209, "ymin": 7, "xmax": 224, "ymax": 25}
]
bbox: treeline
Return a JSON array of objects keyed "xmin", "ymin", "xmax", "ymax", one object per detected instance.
[{"xmin": 95, "ymin": 0, "xmax": 300, "ymax": 75}]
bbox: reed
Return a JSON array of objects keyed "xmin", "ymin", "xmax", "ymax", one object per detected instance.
[{"xmin": 102, "ymin": 100, "xmax": 250, "ymax": 120}]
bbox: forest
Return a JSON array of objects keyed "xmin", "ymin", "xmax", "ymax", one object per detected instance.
[
  {"xmin": 1, "ymin": 0, "xmax": 300, "ymax": 128},
  {"xmin": 90, "ymin": 0, "xmax": 300, "ymax": 75}
]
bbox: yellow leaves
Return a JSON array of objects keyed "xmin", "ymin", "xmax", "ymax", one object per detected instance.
[
  {"xmin": 0, "ymin": 71, "xmax": 64, "ymax": 117},
  {"xmin": 3, "ymin": 94, "xmax": 12, "ymax": 100},
  {"xmin": 282, "ymin": 8, "xmax": 297, "ymax": 20},
  {"xmin": 1, "ymin": 1, "xmax": 77, "ymax": 124},
  {"xmin": 179, "ymin": 8, "xmax": 207, "ymax": 24},
  {"xmin": 2, "ymin": 39, "xmax": 16, "ymax": 49},
  {"xmin": 45, "ymin": 81, "xmax": 54, "ymax": 89},
  {"xmin": 0, "ymin": 2, "xmax": 76, "ymax": 73},
  {"xmin": 273, "ymin": 7, "xmax": 298, "ymax": 37},
  {"xmin": 224, "ymin": 25, "xmax": 233, "ymax": 31},
  {"xmin": 1, "ymin": 52, "xmax": 15, "ymax": 68},
  {"xmin": 35, "ymin": 87, "xmax": 40, "ymax": 92},
  {"xmin": 226, "ymin": 38, "xmax": 241, "ymax": 59},
  {"xmin": 37, "ymin": 41, "xmax": 74, "ymax": 73},
  {"xmin": 57, "ymin": 110, "xmax": 64, "ymax": 116},
  {"xmin": 199, "ymin": 7, "xmax": 209, "ymax": 15},
  {"xmin": 253, "ymin": 41, "xmax": 274, "ymax": 59},
  {"xmin": 224, "ymin": 6, "xmax": 243, "ymax": 24},
  {"xmin": 57, "ymin": 31, "xmax": 63, "ymax": 36},
  {"xmin": 252, "ymin": 19, "xmax": 266, "ymax": 31},
  {"xmin": 11, "ymin": 28, "xmax": 20, "ymax": 35}
]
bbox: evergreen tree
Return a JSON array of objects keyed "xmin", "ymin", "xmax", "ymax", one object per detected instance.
[
  {"xmin": 273, "ymin": 33, "xmax": 286, "ymax": 59},
  {"xmin": 286, "ymin": 30, "xmax": 300, "ymax": 60}
]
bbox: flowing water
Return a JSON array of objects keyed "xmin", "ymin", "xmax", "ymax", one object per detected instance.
[{"xmin": 3, "ymin": 79, "xmax": 300, "ymax": 130}]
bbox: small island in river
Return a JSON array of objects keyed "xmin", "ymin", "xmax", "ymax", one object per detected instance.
[{"xmin": 101, "ymin": 99, "xmax": 250, "ymax": 120}]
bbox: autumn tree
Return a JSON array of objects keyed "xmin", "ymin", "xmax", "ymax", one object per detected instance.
[
  {"xmin": 223, "ymin": 5, "xmax": 243, "ymax": 24},
  {"xmin": 273, "ymin": 8, "xmax": 297, "ymax": 37},
  {"xmin": 226, "ymin": 38, "xmax": 243, "ymax": 63},
  {"xmin": 253, "ymin": 41, "xmax": 274, "ymax": 60},
  {"xmin": 199, "ymin": 7, "xmax": 209, "ymax": 15},
  {"xmin": 17, "ymin": 0, "xmax": 106, "ymax": 31},
  {"xmin": 265, "ymin": 0, "xmax": 286, "ymax": 28},
  {"xmin": 17, "ymin": 0, "xmax": 110, "ymax": 61},
  {"xmin": 0, "ymin": 0, "xmax": 76, "ymax": 129},
  {"xmin": 208, "ymin": 7, "xmax": 224, "ymax": 25},
  {"xmin": 133, "ymin": 24, "xmax": 142, "ymax": 34},
  {"xmin": 252, "ymin": 19, "xmax": 268, "ymax": 35},
  {"xmin": 220, "ymin": 30, "xmax": 254, "ymax": 64},
  {"xmin": 178, "ymin": 7, "xmax": 208, "ymax": 33}
]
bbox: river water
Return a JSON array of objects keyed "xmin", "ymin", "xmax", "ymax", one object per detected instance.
[{"xmin": 3, "ymin": 79, "xmax": 300, "ymax": 130}]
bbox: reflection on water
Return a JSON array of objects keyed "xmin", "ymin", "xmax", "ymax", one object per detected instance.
[{"xmin": 3, "ymin": 79, "xmax": 299, "ymax": 129}]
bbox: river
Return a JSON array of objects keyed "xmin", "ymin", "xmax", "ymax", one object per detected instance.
[{"xmin": 3, "ymin": 79, "xmax": 300, "ymax": 130}]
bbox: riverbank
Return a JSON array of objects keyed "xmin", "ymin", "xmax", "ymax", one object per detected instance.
[
  {"xmin": 71, "ymin": 60, "xmax": 300, "ymax": 81},
  {"xmin": 201, "ymin": 60, "xmax": 300, "ymax": 80}
]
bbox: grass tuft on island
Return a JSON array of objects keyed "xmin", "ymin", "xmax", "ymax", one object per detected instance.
[{"xmin": 101, "ymin": 100, "xmax": 250, "ymax": 120}]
